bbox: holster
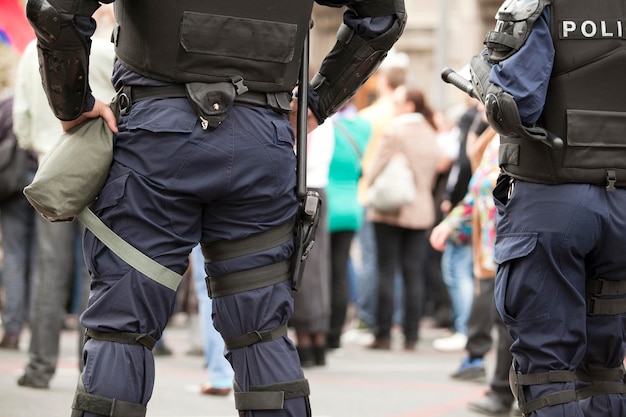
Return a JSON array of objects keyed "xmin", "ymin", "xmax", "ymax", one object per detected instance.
[
  {"xmin": 185, "ymin": 81, "xmax": 238, "ymax": 129},
  {"xmin": 291, "ymin": 190, "xmax": 321, "ymax": 291}
]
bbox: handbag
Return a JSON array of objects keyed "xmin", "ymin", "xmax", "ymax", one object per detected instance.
[
  {"xmin": 0, "ymin": 137, "xmax": 28, "ymax": 203},
  {"xmin": 367, "ymin": 144, "xmax": 416, "ymax": 213}
]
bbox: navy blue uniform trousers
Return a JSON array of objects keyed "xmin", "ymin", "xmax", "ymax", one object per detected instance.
[
  {"xmin": 79, "ymin": 96, "xmax": 305, "ymax": 417},
  {"xmin": 494, "ymin": 176, "xmax": 626, "ymax": 417}
]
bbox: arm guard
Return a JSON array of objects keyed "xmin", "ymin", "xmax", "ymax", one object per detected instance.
[
  {"xmin": 483, "ymin": 0, "xmax": 551, "ymax": 63},
  {"xmin": 311, "ymin": 0, "xmax": 406, "ymax": 121},
  {"xmin": 26, "ymin": 0, "xmax": 99, "ymax": 120}
]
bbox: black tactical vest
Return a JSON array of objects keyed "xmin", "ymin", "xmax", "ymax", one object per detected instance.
[
  {"xmin": 113, "ymin": 0, "xmax": 314, "ymax": 93},
  {"xmin": 499, "ymin": 0, "xmax": 626, "ymax": 187}
]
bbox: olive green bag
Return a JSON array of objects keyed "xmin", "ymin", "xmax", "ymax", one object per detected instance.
[
  {"xmin": 23, "ymin": 116, "xmax": 114, "ymax": 222},
  {"xmin": 22, "ymin": 108, "xmax": 182, "ymax": 291}
]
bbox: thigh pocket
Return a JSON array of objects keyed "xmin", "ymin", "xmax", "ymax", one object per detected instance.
[
  {"xmin": 494, "ymin": 233, "xmax": 549, "ymax": 327},
  {"xmin": 84, "ymin": 173, "xmax": 131, "ymax": 276},
  {"xmin": 93, "ymin": 173, "xmax": 130, "ymax": 215}
]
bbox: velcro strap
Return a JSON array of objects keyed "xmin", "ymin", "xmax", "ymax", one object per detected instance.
[
  {"xmin": 236, "ymin": 391, "xmax": 284, "ymax": 410},
  {"xmin": 586, "ymin": 278, "xmax": 626, "ymax": 296},
  {"xmin": 520, "ymin": 390, "xmax": 578, "ymax": 415},
  {"xmin": 587, "ymin": 297, "xmax": 626, "ymax": 315},
  {"xmin": 576, "ymin": 365, "xmax": 625, "ymax": 382},
  {"xmin": 516, "ymin": 370, "xmax": 577, "ymax": 385},
  {"xmin": 484, "ymin": 30, "xmax": 523, "ymax": 50},
  {"xmin": 576, "ymin": 381, "xmax": 626, "ymax": 400},
  {"xmin": 207, "ymin": 260, "xmax": 290, "ymax": 298},
  {"xmin": 85, "ymin": 329, "xmax": 157, "ymax": 350},
  {"xmin": 235, "ymin": 379, "xmax": 310, "ymax": 411},
  {"xmin": 223, "ymin": 323, "xmax": 288, "ymax": 350},
  {"xmin": 73, "ymin": 392, "xmax": 146, "ymax": 417},
  {"xmin": 202, "ymin": 220, "xmax": 294, "ymax": 263}
]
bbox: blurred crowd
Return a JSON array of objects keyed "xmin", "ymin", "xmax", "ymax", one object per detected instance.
[{"xmin": 0, "ymin": 11, "xmax": 516, "ymax": 415}]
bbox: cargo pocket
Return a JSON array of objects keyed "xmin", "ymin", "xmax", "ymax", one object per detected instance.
[
  {"xmin": 93, "ymin": 173, "xmax": 130, "ymax": 215},
  {"xmin": 494, "ymin": 233, "xmax": 549, "ymax": 327},
  {"xmin": 84, "ymin": 173, "xmax": 131, "ymax": 277},
  {"xmin": 272, "ymin": 118, "xmax": 295, "ymax": 147}
]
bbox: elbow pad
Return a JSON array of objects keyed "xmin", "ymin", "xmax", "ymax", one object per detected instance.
[
  {"xmin": 311, "ymin": 0, "xmax": 407, "ymax": 121},
  {"xmin": 26, "ymin": 0, "xmax": 97, "ymax": 120},
  {"xmin": 485, "ymin": 88, "xmax": 562, "ymax": 148}
]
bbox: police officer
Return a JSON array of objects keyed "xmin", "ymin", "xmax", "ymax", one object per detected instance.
[
  {"xmin": 462, "ymin": 0, "xmax": 626, "ymax": 416},
  {"xmin": 24, "ymin": 0, "xmax": 406, "ymax": 416}
]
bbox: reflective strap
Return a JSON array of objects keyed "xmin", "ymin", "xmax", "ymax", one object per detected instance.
[
  {"xmin": 235, "ymin": 379, "xmax": 310, "ymax": 411},
  {"xmin": 586, "ymin": 278, "xmax": 626, "ymax": 296},
  {"xmin": 516, "ymin": 370, "xmax": 577, "ymax": 385},
  {"xmin": 223, "ymin": 323, "xmax": 288, "ymax": 350},
  {"xmin": 201, "ymin": 220, "xmax": 294, "ymax": 263},
  {"xmin": 85, "ymin": 329, "xmax": 157, "ymax": 350},
  {"xmin": 520, "ymin": 389, "xmax": 578, "ymax": 415},
  {"xmin": 587, "ymin": 297, "xmax": 626, "ymax": 315},
  {"xmin": 207, "ymin": 260, "xmax": 290, "ymax": 298}
]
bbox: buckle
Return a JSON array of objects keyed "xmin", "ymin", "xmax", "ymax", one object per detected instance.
[
  {"xmin": 606, "ymin": 170, "xmax": 616, "ymax": 192},
  {"xmin": 118, "ymin": 91, "xmax": 131, "ymax": 116}
]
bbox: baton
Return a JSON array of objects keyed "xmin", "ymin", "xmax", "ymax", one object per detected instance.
[
  {"xmin": 441, "ymin": 67, "xmax": 563, "ymax": 149},
  {"xmin": 441, "ymin": 67, "xmax": 480, "ymax": 100},
  {"xmin": 296, "ymin": 29, "xmax": 310, "ymax": 199}
]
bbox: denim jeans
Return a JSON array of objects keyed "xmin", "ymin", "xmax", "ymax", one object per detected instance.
[
  {"xmin": 355, "ymin": 219, "xmax": 377, "ymax": 328},
  {"xmin": 0, "ymin": 188, "xmax": 36, "ymax": 335},
  {"xmin": 440, "ymin": 241, "xmax": 473, "ymax": 335},
  {"xmin": 190, "ymin": 244, "xmax": 234, "ymax": 389},
  {"xmin": 23, "ymin": 216, "xmax": 89, "ymax": 384}
]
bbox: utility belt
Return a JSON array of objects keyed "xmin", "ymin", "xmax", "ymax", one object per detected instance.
[{"xmin": 116, "ymin": 82, "xmax": 293, "ymax": 129}]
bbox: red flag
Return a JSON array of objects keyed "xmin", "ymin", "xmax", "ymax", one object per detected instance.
[{"xmin": 0, "ymin": 0, "xmax": 35, "ymax": 54}]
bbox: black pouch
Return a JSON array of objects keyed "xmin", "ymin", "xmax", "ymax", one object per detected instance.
[{"xmin": 185, "ymin": 82, "xmax": 236, "ymax": 129}]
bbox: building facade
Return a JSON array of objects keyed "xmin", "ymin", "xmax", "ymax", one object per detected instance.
[{"xmin": 311, "ymin": 0, "xmax": 502, "ymax": 114}]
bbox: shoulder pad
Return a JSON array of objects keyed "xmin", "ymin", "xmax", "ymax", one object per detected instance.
[
  {"xmin": 496, "ymin": 0, "xmax": 541, "ymax": 22},
  {"xmin": 484, "ymin": 0, "xmax": 551, "ymax": 62}
]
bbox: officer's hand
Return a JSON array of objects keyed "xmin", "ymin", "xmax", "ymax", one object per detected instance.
[
  {"xmin": 60, "ymin": 99, "xmax": 119, "ymax": 134},
  {"xmin": 289, "ymin": 96, "xmax": 319, "ymax": 134}
]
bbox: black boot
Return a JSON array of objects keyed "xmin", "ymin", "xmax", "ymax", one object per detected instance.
[
  {"xmin": 313, "ymin": 346, "xmax": 326, "ymax": 366},
  {"xmin": 297, "ymin": 346, "xmax": 315, "ymax": 368}
]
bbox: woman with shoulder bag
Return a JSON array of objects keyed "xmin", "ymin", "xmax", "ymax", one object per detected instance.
[{"xmin": 365, "ymin": 85, "xmax": 446, "ymax": 351}]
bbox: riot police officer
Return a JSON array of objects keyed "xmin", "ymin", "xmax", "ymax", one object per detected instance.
[
  {"xmin": 24, "ymin": 0, "xmax": 406, "ymax": 416},
  {"xmin": 463, "ymin": 0, "xmax": 626, "ymax": 416}
]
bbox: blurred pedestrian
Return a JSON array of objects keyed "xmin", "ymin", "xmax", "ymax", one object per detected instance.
[
  {"xmin": 290, "ymin": 118, "xmax": 333, "ymax": 367},
  {"xmin": 366, "ymin": 85, "xmax": 445, "ymax": 351},
  {"xmin": 326, "ymin": 102, "xmax": 371, "ymax": 349},
  {"xmin": 12, "ymin": 7, "xmax": 116, "ymax": 387}
]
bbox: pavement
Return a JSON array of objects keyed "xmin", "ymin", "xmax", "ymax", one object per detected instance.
[{"xmin": 0, "ymin": 316, "xmax": 516, "ymax": 417}]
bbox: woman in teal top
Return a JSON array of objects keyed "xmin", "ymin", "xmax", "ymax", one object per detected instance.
[{"xmin": 325, "ymin": 104, "xmax": 372, "ymax": 349}]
